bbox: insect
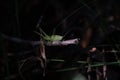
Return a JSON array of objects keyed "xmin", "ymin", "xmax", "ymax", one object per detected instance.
[{"xmin": 34, "ymin": 27, "xmax": 63, "ymax": 42}]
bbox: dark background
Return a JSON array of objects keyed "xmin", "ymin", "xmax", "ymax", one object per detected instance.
[{"xmin": 0, "ymin": 0, "xmax": 120, "ymax": 80}]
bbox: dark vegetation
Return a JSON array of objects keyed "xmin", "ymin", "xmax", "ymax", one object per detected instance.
[{"xmin": 0, "ymin": 0, "xmax": 120, "ymax": 80}]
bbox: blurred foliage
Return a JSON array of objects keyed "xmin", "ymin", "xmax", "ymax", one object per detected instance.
[{"xmin": 1, "ymin": 0, "xmax": 120, "ymax": 80}]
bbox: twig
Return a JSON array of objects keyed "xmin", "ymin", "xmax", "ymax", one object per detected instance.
[
  {"xmin": 40, "ymin": 39, "xmax": 46, "ymax": 76},
  {"xmin": 1, "ymin": 33, "xmax": 80, "ymax": 46}
]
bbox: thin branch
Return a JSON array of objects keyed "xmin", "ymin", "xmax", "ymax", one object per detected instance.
[{"xmin": 1, "ymin": 33, "xmax": 80, "ymax": 46}]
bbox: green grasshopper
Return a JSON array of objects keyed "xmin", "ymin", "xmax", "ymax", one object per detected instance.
[{"xmin": 35, "ymin": 27, "xmax": 63, "ymax": 42}]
